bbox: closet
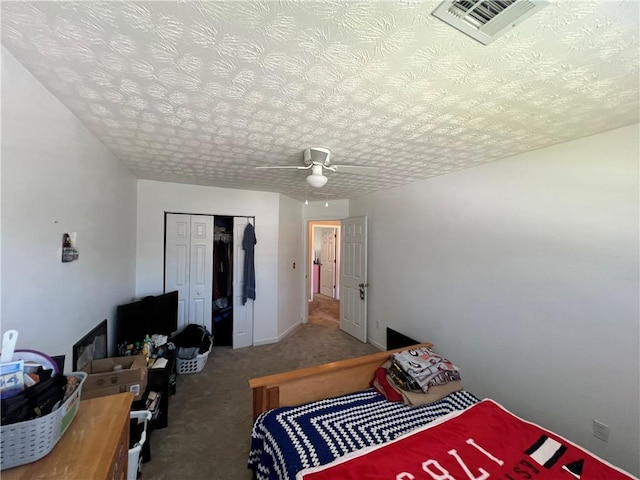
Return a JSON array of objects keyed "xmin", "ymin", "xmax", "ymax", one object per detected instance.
[
  {"xmin": 213, "ymin": 217, "xmax": 233, "ymax": 346},
  {"xmin": 164, "ymin": 213, "xmax": 254, "ymax": 349}
]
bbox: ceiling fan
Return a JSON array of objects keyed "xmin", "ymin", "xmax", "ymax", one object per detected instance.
[{"xmin": 256, "ymin": 147, "xmax": 378, "ymax": 188}]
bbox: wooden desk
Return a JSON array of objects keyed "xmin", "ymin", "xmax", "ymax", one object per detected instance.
[{"xmin": 3, "ymin": 392, "xmax": 133, "ymax": 480}]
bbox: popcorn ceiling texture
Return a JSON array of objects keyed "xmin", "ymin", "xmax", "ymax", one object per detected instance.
[{"xmin": 2, "ymin": 1, "xmax": 638, "ymax": 201}]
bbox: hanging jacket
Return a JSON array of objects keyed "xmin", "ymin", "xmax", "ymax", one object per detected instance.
[{"xmin": 242, "ymin": 223, "xmax": 257, "ymax": 305}]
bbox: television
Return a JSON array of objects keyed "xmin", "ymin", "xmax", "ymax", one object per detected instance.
[
  {"xmin": 386, "ymin": 328, "xmax": 420, "ymax": 351},
  {"xmin": 115, "ymin": 291, "xmax": 179, "ymax": 349},
  {"xmin": 73, "ymin": 319, "xmax": 108, "ymax": 371}
]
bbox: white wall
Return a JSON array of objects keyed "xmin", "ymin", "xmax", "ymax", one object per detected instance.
[
  {"xmin": 136, "ymin": 180, "xmax": 281, "ymax": 344},
  {"xmin": 1, "ymin": 48, "xmax": 138, "ymax": 365},
  {"xmin": 350, "ymin": 124, "xmax": 640, "ymax": 475},
  {"xmin": 313, "ymin": 227, "xmax": 323, "ymax": 262},
  {"xmin": 313, "ymin": 227, "xmax": 334, "ymax": 264},
  {"xmin": 277, "ymin": 194, "xmax": 304, "ymax": 338}
]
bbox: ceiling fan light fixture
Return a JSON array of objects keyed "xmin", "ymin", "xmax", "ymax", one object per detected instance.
[{"xmin": 306, "ymin": 173, "xmax": 328, "ymax": 188}]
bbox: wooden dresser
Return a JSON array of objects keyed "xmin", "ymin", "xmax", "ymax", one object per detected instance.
[{"xmin": 3, "ymin": 392, "xmax": 133, "ymax": 480}]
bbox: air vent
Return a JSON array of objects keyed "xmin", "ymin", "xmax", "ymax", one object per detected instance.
[{"xmin": 432, "ymin": 0, "xmax": 548, "ymax": 45}]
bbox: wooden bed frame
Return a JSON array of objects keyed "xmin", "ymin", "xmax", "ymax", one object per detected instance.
[{"xmin": 248, "ymin": 342, "xmax": 432, "ymax": 420}]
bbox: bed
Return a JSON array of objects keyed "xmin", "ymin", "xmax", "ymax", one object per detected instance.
[{"xmin": 248, "ymin": 343, "xmax": 637, "ymax": 480}]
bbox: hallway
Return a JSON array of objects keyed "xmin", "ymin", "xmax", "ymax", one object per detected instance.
[{"xmin": 308, "ymin": 294, "xmax": 339, "ymax": 328}]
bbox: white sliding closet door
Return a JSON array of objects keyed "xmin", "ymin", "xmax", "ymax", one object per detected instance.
[
  {"xmin": 165, "ymin": 214, "xmax": 214, "ymax": 332},
  {"xmin": 232, "ymin": 216, "xmax": 254, "ymax": 349}
]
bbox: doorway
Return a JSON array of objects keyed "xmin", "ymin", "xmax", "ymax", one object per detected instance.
[
  {"xmin": 304, "ymin": 216, "xmax": 369, "ymax": 343},
  {"xmin": 307, "ymin": 220, "xmax": 341, "ymax": 327}
]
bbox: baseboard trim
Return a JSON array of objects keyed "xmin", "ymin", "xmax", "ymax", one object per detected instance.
[
  {"xmin": 368, "ymin": 338, "xmax": 385, "ymax": 351},
  {"xmin": 253, "ymin": 321, "xmax": 302, "ymax": 347},
  {"xmin": 278, "ymin": 321, "xmax": 302, "ymax": 341},
  {"xmin": 252, "ymin": 337, "xmax": 277, "ymax": 346}
]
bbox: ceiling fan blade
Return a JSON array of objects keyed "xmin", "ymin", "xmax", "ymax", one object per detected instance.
[
  {"xmin": 330, "ymin": 165, "xmax": 379, "ymax": 175},
  {"xmin": 255, "ymin": 165, "xmax": 312, "ymax": 170}
]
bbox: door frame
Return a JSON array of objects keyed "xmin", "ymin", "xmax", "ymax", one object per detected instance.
[
  {"xmin": 316, "ymin": 225, "xmax": 340, "ymax": 299},
  {"xmin": 304, "ymin": 219, "xmax": 342, "ymax": 321}
]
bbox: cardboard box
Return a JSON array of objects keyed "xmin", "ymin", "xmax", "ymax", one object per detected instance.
[{"xmin": 80, "ymin": 355, "xmax": 147, "ymax": 401}]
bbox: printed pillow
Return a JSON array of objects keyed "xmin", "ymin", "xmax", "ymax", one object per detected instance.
[{"xmin": 371, "ymin": 359, "xmax": 464, "ymax": 406}]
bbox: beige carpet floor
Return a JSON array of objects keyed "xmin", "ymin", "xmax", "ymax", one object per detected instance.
[
  {"xmin": 141, "ymin": 309, "xmax": 376, "ymax": 480},
  {"xmin": 307, "ymin": 294, "xmax": 340, "ymax": 327}
]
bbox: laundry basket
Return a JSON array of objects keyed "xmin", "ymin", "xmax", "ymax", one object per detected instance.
[
  {"xmin": 176, "ymin": 344, "xmax": 212, "ymax": 374},
  {"xmin": 0, "ymin": 372, "xmax": 87, "ymax": 470},
  {"xmin": 128, "ymin": 410, "xmax": 152, "ymax": 480}
]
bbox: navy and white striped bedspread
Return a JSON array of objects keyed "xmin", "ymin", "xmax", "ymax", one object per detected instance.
[{"xmin": 248, "ymin": 389, "xmax": 480, "ymax": 480}]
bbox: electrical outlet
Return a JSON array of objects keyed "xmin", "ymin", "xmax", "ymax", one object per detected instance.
[{"xmin": 592, "ymin": 420, "xmax": 609, "ymax": 442}]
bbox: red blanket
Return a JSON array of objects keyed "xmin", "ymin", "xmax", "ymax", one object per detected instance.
[{"xmin": 297, "ymin": 399, "xmax": 636, "ymax": 480}]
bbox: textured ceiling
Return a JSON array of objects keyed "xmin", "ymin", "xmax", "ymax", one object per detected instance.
[{"xmin": 2, "ymin": 1, "xmax": 638, "ymax": 201}]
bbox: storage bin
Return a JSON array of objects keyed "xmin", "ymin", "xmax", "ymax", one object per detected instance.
[
  {"xmin": 128, "ymin": 410, "xmax": 152, "ymax": 480},
  {"xmin": 10, "ymin": 349, "xmax": 60, "ymax": 375},
  {"xmin": 176, "ymin": 344, "xmax": 211, "ymax": 374},
  {"xmin": 0, "ymin": 372, "xmax": 87, "ymax": 470}
]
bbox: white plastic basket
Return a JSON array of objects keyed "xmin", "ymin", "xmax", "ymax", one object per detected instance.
[
  {"xmin": 176, "ymin": 345, "xmax": 211, "ymax": 374},
  {"xmin": 128, "ymin": 410, "xmax": 151, "ymax": 480},
  {"xmin": 0, "ymin": 372, "xmax": 87, "ymax": 470}
]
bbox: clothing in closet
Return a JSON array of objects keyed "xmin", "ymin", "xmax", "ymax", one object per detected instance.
[
  {"xmin": 213, "ymin": 240, "xmax": 230, "ymax": 300},
  {"xmin": 242, "ymin": 223, "xmax": 257, "ymax": 305}
]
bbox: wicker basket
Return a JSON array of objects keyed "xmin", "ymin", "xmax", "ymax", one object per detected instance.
[
  {"xmin": 176, "ymin": 345, "xmax": 211, "ymax": 374},
  {"xmin": 0, "ymin": 372, "xmax": 87, "ymax": 470}
]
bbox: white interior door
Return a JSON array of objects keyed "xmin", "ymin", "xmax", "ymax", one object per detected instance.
[
  {"xmin": 232, "ymin": 217, "xmax": 254, "ymax": 349},
  {"xmin": 188, "ymin": 215, "xmax": 214, "ymax": 330},
  {"xmin": 165, "ymin": 214, "xmax": 191, "ymax": 329},
  {"xmin": 320, "ymin": 229, "xmax": 336, "ymax": 298},
  {"xmin": 340, "ymin": 216, "xmax": 367, "ymax": 342},
  {"xmin": 165, "ymin": 214, "xmax": 213, "ymax": 332}
]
